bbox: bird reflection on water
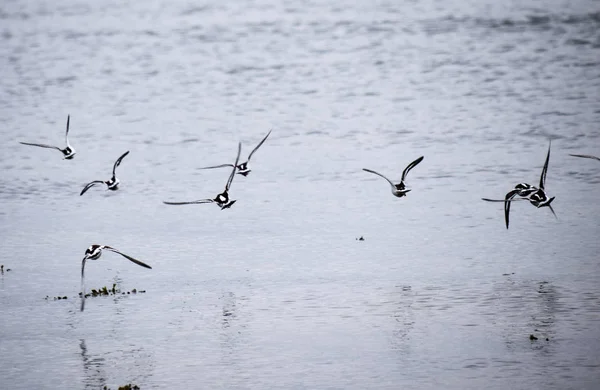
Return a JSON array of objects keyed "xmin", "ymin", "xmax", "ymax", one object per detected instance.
[
  {"xmin": 490, "ymin": 277, "xmax": 558, "ymax": 355},
  {"xmin": 80, "ymin": 339, "xmax": 108, "ymax": 390},
  {"xmin": 218, "ymin": 290, "xmax": 249, "ymax": 374},
  {"xmin": 389, "ymin": 285, "xmax": 415, "ymax": 357}
]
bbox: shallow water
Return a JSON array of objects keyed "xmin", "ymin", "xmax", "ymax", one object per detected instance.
[{"xmin": 1, "ymin": 0, "xmax": 599, "ymax": 389}]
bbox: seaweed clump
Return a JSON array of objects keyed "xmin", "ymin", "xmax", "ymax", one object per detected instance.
[
  {"xmin": 103, "ymin": 384, "xmax": 140, "ymax": 390},
  {"xmin": 44, "ymin": 284, "xmax": 146, "ymax": 300},
  {"xmin": 78, "ymin": 284, "xmax": 146, "ymax": 298}
]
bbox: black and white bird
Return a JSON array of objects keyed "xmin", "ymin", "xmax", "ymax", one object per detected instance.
[
  {"xmin": 363, "ymin": 156, "xmax": 424, "ymax": 198},
  {"xmin": 80, "ymin": 244, "xmax": 152, "ymax": 312},
  {"xmin": 199, "ymin": 130, "xmax": 271, "ymax": 176},
  {"xmin": 20, "ymin": 115, "xmax": 76, "ymax": 159},
  {"xmin": 482, "ymin": 141, "xmax": 556, "ymax": 229},
  {"xmin": 569, "ymin": 153, "xmax": 600, "ymax": 161},
  {"xmin": 163, "ymin": 142, "xmax": 242, "ymax": 210},
  {"xmin": 80, "ymin": 151, "xmax": 130, "ymax": 196}
]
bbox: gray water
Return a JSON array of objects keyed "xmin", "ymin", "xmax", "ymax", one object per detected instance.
[{"xmin": 1, "ymin": 0, "xmax": 600, "ymax": 389}]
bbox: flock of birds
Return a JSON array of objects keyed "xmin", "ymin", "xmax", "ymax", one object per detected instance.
[{"xmin": 18, "ymin": 115, "xmax": 600, "ymax": 311}]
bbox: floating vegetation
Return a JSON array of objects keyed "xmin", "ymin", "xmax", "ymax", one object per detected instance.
[
  {"xmin": 103, "ymin": 384, "xmax": 140, "ymax": 390},
  {"xmin": 44, "ymin": 284, "xmax": 146, "ymax": 301},
  {"xmin": 78, "ymin": 284, "xmax": 146, "ymax": 298}
]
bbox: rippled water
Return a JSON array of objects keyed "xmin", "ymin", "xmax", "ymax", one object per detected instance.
[{"xmin": 1, "ymin": 0, "xmax": 599, "ymax": 389}]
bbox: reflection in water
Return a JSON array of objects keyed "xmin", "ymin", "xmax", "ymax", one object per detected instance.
[
  {"xmin": 219, "ymin": 291, "xmax": 240, "ymax": 382},
  {"xmin": 221, "ymin": 291, "xmax": 237, "ymax": 330},
  {"xmin": 79, "ymin": 338, "xmax": 155, "ymax": 389},
  {"xmin": 80, "ymin": 339, "xmax": 108, "ymax": 390},
  {"xmin": 389, "ymin": 285, "xmax": 415, "ymax": 357},
  {"xmin": 78, "ymin": 275, "xmax": 155, "ymax": 388},
  {"xmin": 530, "ymin": 281, "xmax": 558, "ymax": 353},
  {"xmin": 219, "ymin": 289, "xmax": 251, "ymax": 374},
  {"xmin": 491, "ymin": 276, "xmax": 558, "ymax": 355}
]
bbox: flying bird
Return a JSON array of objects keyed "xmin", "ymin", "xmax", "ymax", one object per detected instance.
[
  {"xmin": 80, "ymin": 151, "xmax": 130, "ymax": 195},
  {"xmin": 200, "ymin": 130, "xmax": 271, "ymax": 176},
  {"xmin": 20, "ymin": 115, "xmax": 76, "ymax": 159},
  {"xmin": 80, "ymin": 244, "xmax": 152, "ymax": 312},
  {"xmin": 482, "ymin": 141, "xmax": 556, "ymax": 229},
  {"xmin": 569, "ymin": 153, "xmax": 600, "ymax": 161},
  {"xmin": 164, "ymin": 142, "xmax": 241, "ymax": 210},
  {"xmin": 363, "ymin": 156, "xmax": 424, "ymax": 197}
]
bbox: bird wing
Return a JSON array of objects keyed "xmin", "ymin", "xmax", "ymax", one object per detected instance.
[
  {"xmin": 226, "ymin": 142, "xmax": 242, "ymax": 191},
  {"xmin": 481, "ymin": 197, "xmax": 528, "ymax": 202},
  {"xmin": 539, "ymin": 140, "xmax": 551, "ymax": 190},
  {"xmin": 504, "ymin": 189, "xmax": 520, "ymax": 229},
  {"xmin": 80, "ymin": 256, "xmax": 87, "ymax": 312},
  {"xmin": 363, "ymin": 168, "xmax": 395, "ymax": 190},
  {"xmin": 401, "ymin": 156, "xmax": 424, "ymax": 182},
  {"xmin": 19, "ymin": 142, "xmax": 61, "ymax": 151},
  {"xmin": 247, "ymin": 129, "xmax": 272, "ymax": 162},
  {"xmin": 569, "ymin": 154, "xmax": 600, "ymax": 161},
  {"xmin": 220, "ymin": 200, "xmax": 237, "ymax": 210},
  {"xmin": 199, "ymin": 164, "xmax": 235, "ymax": 170},
  {"xmin": 65, "ymin": 115, "xmax": 71, "ymax": 147},
  {"xmin": 163, "ymin": 199, "xmax": 213, "ymax": 205},
  {"xmin": 548, "ymin": 203, "xmax": 557, "ymax": 220},
  {"xmin": 112, "ymin": 151, "xmax": 130, "ymax": 177},
  {"xmin": 80, "ymin": 181, "xmax": 105, "ymax": 196},
  {"xmin": 102, "ymin": 246, "xmax": 152, "ymax": 269}
]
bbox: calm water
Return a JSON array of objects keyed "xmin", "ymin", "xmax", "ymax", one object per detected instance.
[{"xmin": 1, "ymin": 0, "xmax": 600, "ymax": 389}]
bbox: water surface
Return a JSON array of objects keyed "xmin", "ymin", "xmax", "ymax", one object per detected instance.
[{"xmin": 1, "ymin": 0, "xmax": 599, "ymax": 389}]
